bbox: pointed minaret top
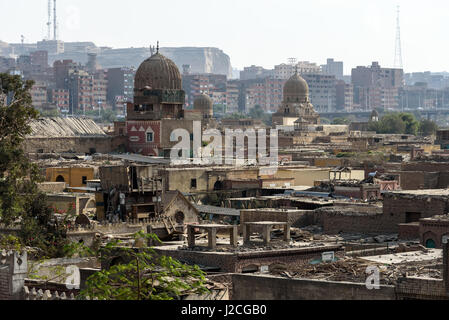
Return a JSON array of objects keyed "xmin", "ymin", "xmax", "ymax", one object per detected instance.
[{"xmin": 156, "ymin": 41, "xmax": 159, "ymax": 54}]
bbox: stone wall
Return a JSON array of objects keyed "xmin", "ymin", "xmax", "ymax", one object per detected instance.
[
  {"xmin": 0, "ymin": 251, "xmax": 27, "ymax": 300},
  {"xmin": 154, "ymin": 245, "xmax": 342, "ymax": 273},
  {"xmin": 231, "ymin": 274, "xmax": 396, "ymax": 300}
]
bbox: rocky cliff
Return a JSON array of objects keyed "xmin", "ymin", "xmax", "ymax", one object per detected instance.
[{"xmin": 159, "ymin": 47, "xmax": 232, "ymax": 78}]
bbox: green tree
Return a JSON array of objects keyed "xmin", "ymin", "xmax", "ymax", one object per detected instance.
[
  {"xmin": 79, "ymin": 232, "xmax": 209, "ymax": 300},
  {"xmin": 223, "ymin": 112, "xmax": 245, "ymax": 120},
  {"xmin": 0, "ymin": 73, "xmax": 68, "ymax": 257},
  {"xmin": 378, "ymin": 113, "xmax": 406, "ymax": 134},
  {"xmin": 39, "ymin": 108, "xmax": 60, "ymax": 117},
  {"xmin": 0, "ymin": 74, "xmax": 40, "ymax": 226},
  {"xmin": 368, "ymin": 112, "xmax": 419, "ymax": 135},
  {"xmin": 419, "ymin": 119, "xmax": 438, "ymax": 136},
  {"xmin": 249, "ymin": 105, "xmax": 264, "ymax": 119},
  {"xmin": 332, "ymin": 117, "xmax": 351, "ymax": 125},
  {"xmin": 399, "ymin": 112, "xmax": 419, "ymax": 135}
]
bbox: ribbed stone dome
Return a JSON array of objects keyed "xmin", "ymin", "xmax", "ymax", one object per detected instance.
[
  {"xmin": 134, "ymin": 53, "xmax": 182, "ymax": 90},
  {"xmin": 194, "ymin": 94, "xmax": 213, "ymax": 116},
  {"xmin": 283, "ymin": 73, "xmax": 309, "ymax": 101}
]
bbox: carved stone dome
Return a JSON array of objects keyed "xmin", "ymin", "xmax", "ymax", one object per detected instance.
[
  {"xmin": 283, "ymin": 72, "xmax": 309, "ymax": 102},
  {"xmin": 134, "ymin": 52, "xmax": 182, "ymax": 90},
  {"xmin": 194, "ymin": 94, "xmax": 213, "ymax": 116}
]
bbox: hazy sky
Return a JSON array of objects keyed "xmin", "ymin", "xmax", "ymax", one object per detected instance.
[{"xmin": 0, "ymin": 0, "xmax": 447, "ymax": 74}]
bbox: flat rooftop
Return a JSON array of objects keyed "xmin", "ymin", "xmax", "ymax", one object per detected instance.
[
  {"xmin": 361, "ymin": 249, "xmax": 442, "ymax": 265},
  {"xmin": 385, "ymin": 189, "xmax": 449, "ymax": 197}
]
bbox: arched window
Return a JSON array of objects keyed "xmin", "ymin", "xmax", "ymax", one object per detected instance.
[
  {"xmin": 425, "ymin": 238, "xmax": 436, "ymax": 248},
  {"xmin": 56, "ymin": 175, "xmax": 65, "ymax": 182},
  {"xmin": 175, "ymin": 211, "xmax": 185, "ymax": 224},
  {"xmin": 146, "ymin": 127, "xmax": 154, "ymax": 142}
]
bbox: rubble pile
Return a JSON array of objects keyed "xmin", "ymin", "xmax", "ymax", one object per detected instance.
[{"xmin": 273, "ymin": 256, "xmax": 442, "ymax": 285}]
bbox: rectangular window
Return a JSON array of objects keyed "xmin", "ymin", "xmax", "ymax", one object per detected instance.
[
  {"xmin": 190, "ymin": 179, "xmax": 197, "ymax": 189},
  {"xmin": 146, "ymin": 132, "xmax": 154, "ymax": 142},
  {"xmin": 406, "ymin": 212, "xmax": 421, "ymax": 223}
]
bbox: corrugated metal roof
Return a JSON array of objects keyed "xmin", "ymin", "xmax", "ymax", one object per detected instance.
[
  {"xmin": 28, "ymin": 117, "xmax": 107, "ymax": 138},
  {"xmin": 110, "ymin": 153, "xmax": 171, "ymax": 164}
]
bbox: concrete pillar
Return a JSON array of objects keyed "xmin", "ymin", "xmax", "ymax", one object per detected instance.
[
  {"xmin": 208, "ymin": 228, "xmax": 217, "ymax": 249},
  {"xmin": 284, "ymin": 224, "xmax": 291, "ymax": 242},
  {"xmin": 262, "ymin": 225, "xmax": 271, "ymax": 246},
  {"xmin": 230, "ymin": 226, "xmax": 238, "ymax": 247},
  {"xmin": 243, "ymin": 224, "xmax": 251, "ymax": 245},
  {"xmin": 187, "ymin": 225, "xmax": 195, "ymax": 248}
]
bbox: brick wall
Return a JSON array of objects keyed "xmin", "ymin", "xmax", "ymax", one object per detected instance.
[
  {"xmin": 240, "ymin": 209, "xmax": 313, "ymax": 231},
  {"xmin": 398, "ymin": 223, "xmax": 420, "ymax": 240},
  {"xmin": 321, "ymin": 212, "xmax": 385, "ymax": 234},
  {"xmin": 396, "ymin": 277, "xmax": 448, "ymax": 300},
  {"xmin": 399, "ymin": 171, "xmax": 439, "ymax": 190},
  {"xmin": 231, "ymin": 274, "xmax": 396, "ymax": 300},
  {"xmin": 154, "ymin": 245, "xmax": 342, "ymax": 273},
  {"xmin": 419, "ymin": 219, "xmax": 449, "ymax": 248},
  {"xmin": 382, "ymin": 194, "xmax": 448, "ymax": 232}
]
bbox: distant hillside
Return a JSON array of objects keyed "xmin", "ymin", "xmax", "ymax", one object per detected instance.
[{"xmin": 0, "ymin": 41, "xmax": 233, "ymax": 77}]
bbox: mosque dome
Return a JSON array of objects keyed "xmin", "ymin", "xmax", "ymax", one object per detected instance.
[
  {"xmin": 283, "ymin": 72, "xmax": 309, "ymax": 102},
  {"xmin": 194, "ymin": 94, "xmax": 213, "ymax": 116},
  {"xmin": 134, "ymin": 52, "xmax": 182, "ymax": 90}
]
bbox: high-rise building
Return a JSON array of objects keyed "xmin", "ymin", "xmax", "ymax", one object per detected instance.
[
  {"xmin": 351, "ymin": 62, "xmax": 404, "ymax": 110},
  {"xmin": 36, "ymin": 40, "xmax": 64, "ymax": 54},
  {"xmin": 336, "ymin": 80, "xmax": 353, "ymax": 111},
  {"xmin": 54, "ymin": 60, "xmax": 78, "ymax": 89},
  {"xmin": 30, "ymin": 81, "xmax": 48, "ymax": 108},
  {"xmin": 67, "ymin": 69, "xmax": 107, "ymax": 114},
  {"xmin": 322, "ymin": 58, "xmax": 343, "ymax": 81},
  {"xmin": 182, "ymin": 74, "xmax": 227, "ymax": 108},
  {"xmin": 106, "ymin": 67, "xmax": 135, "ymax": 108},
  {"xmin": 30, "ymin": 51, "xmax": 48, "ymax": 71},
  {"xmin": 49, "ymin": 88, "xmax": 70, "ymax": 112},
  {"xmin": 302, "ymin": 73, "xmax": 337, "ymax": 112},
  {"xmin": 240, "ymin": 65, "xmax": 273, "ymax": 80},
  {"xmin": 273, "ymin": 61, "xmax": 321, "ymax": 80},
  {"xmin": 225, "ymin": 80, "xmax": 240, "ymax": 113}
]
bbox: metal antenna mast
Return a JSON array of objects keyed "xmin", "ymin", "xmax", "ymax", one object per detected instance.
[
  {"xmin": 53, "ymin": 0, "xmax": 57, "ymax": 40},
  {"xmin": 394, "ymin": 5, "xmax": 403, "ymax": 69},
  {"xmin": 47, "ymin": 0, "xmax": 52, "ymax": 40}
]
